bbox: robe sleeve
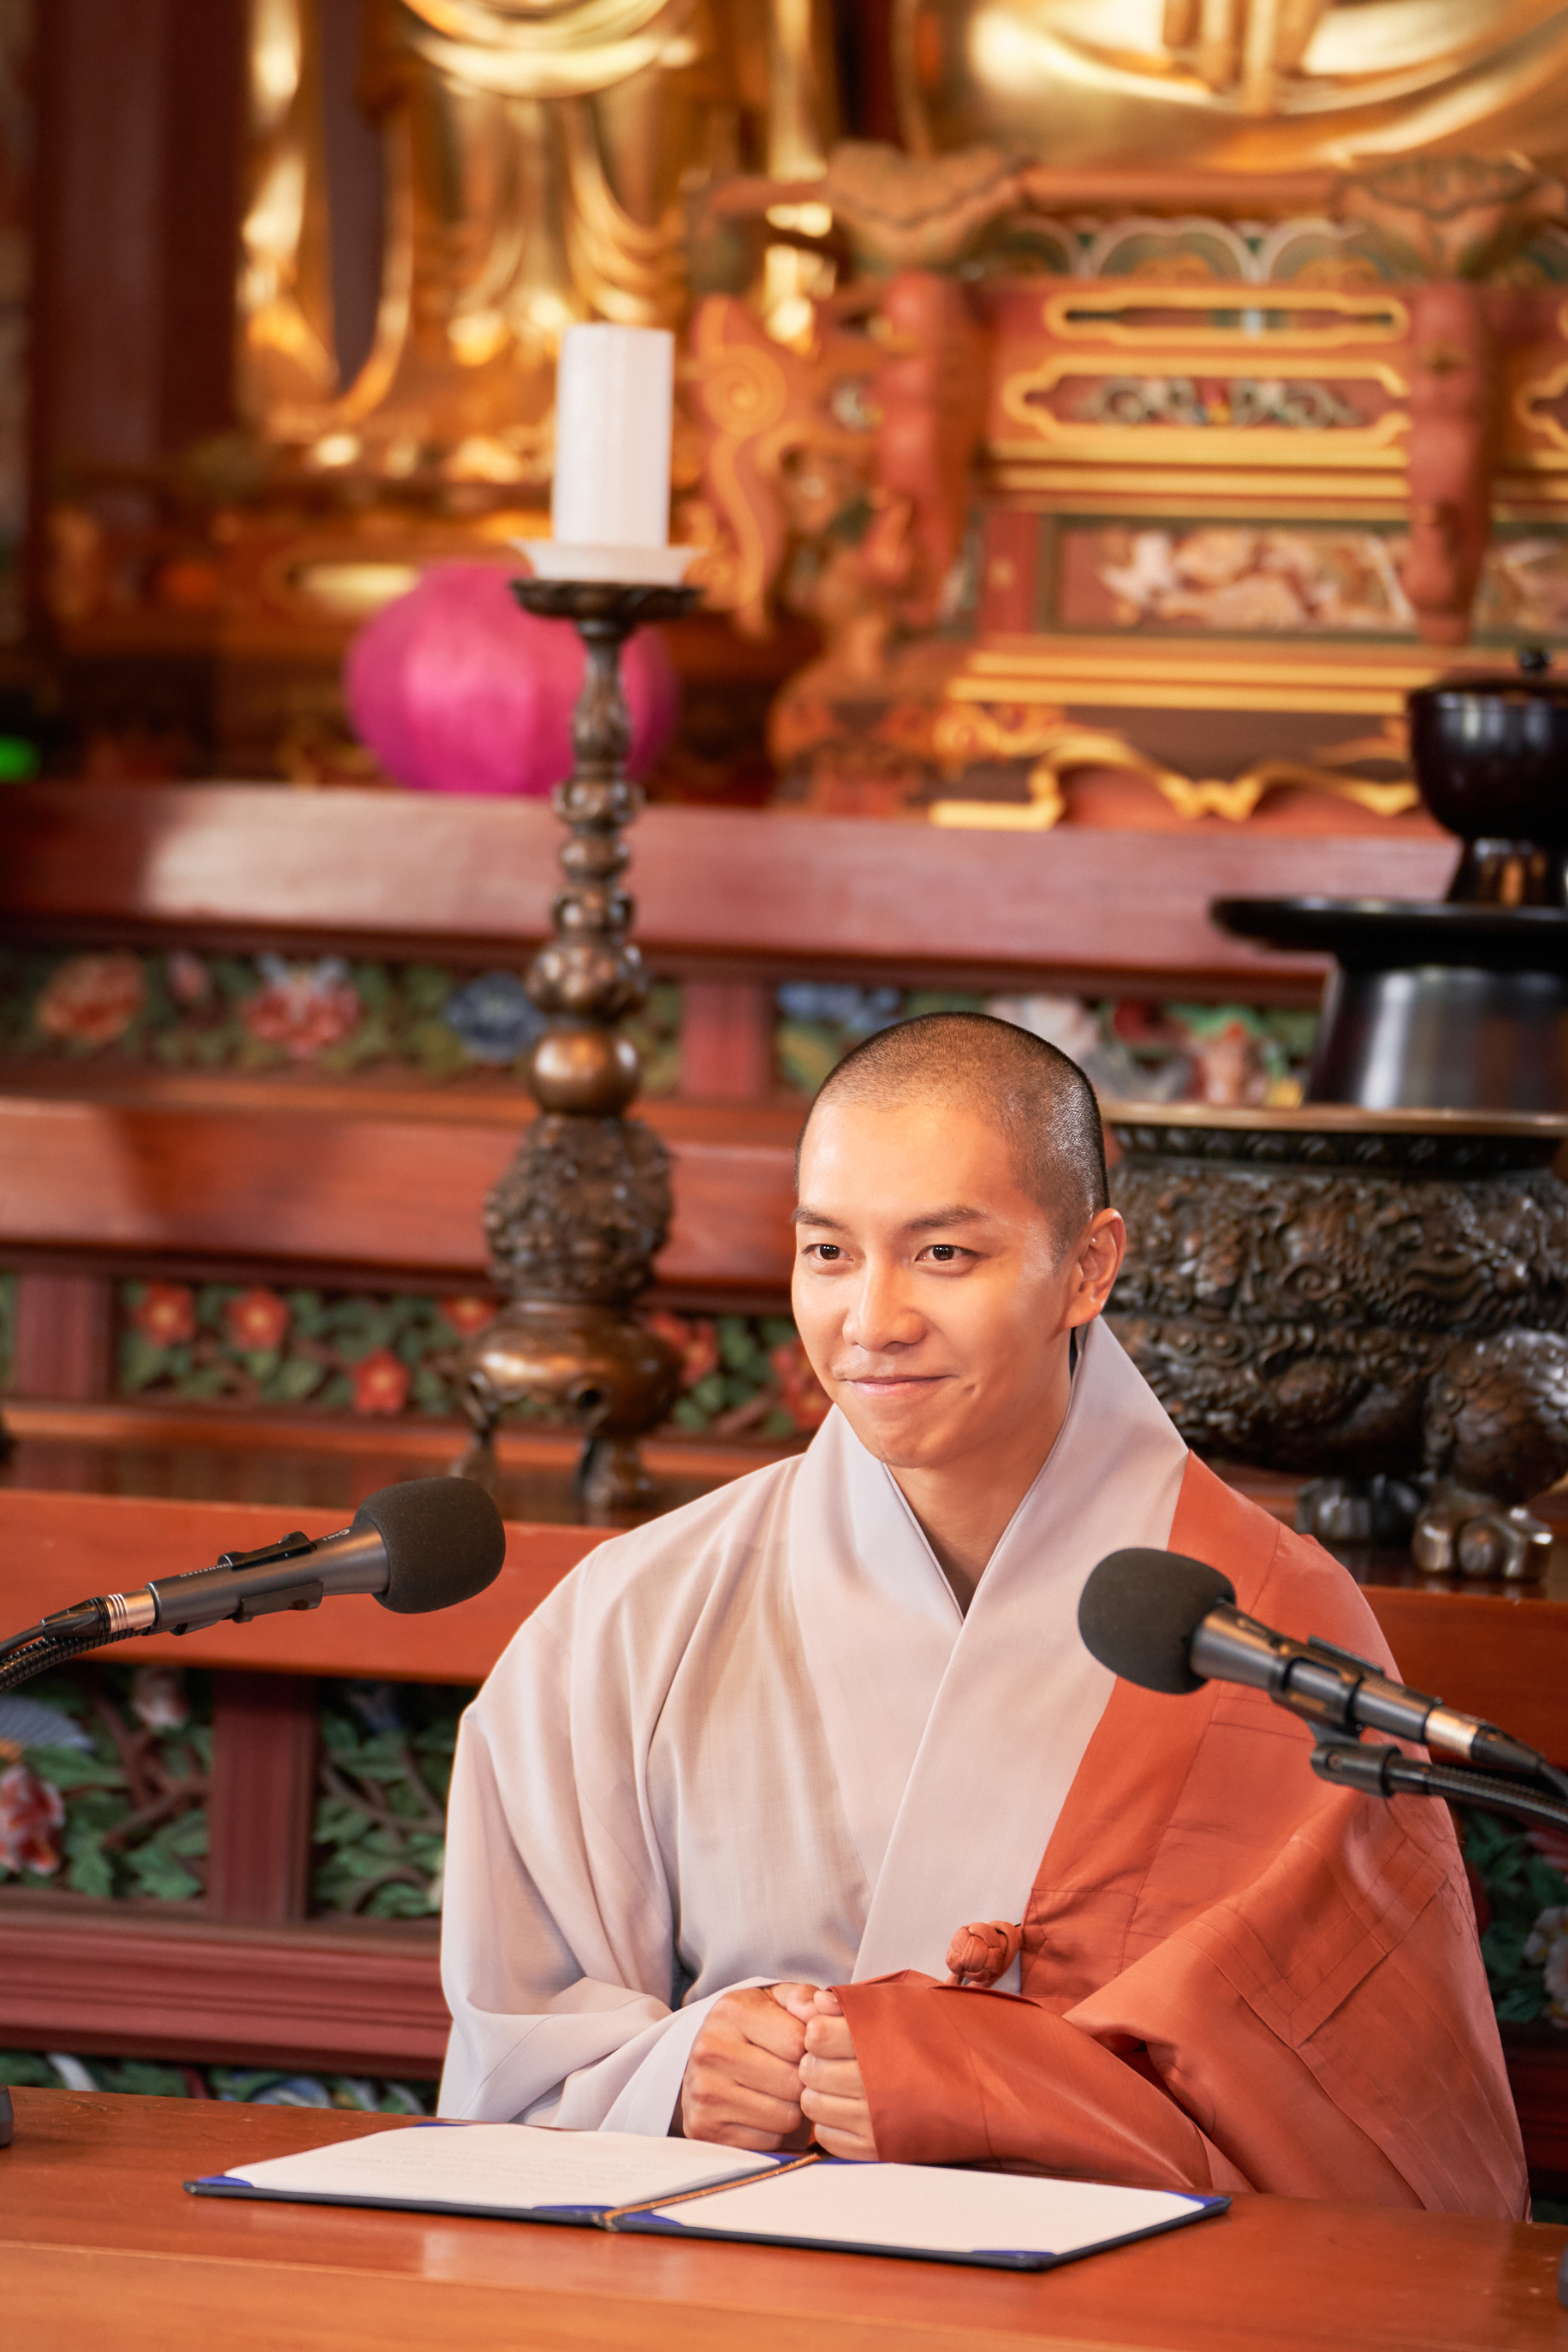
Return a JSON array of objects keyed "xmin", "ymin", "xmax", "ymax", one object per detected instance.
[
  {"xmin": 841, "ymin": 1826, "xmax": 1510, "ymax": 2210},
  {"xmin": 842, "ymin": 1919, "xmax": 1435, "ymax": 2207},
  {"xmin": 841, "ymin": 1825, "xmax": 1513, "ymax": 2211},
  {"xmin": 437, "ymin": 1580, "xmax": 763, "ymax": 2133},
  {"xmin": 840, "ymin": 1972, "xmax": 1254, "ymax": 2195},
  {"xmin": 840, "ymin": 1476, "xmax": 1528, "ymax": 2218}
]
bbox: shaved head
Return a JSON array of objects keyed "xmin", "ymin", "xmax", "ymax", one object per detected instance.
[{"xmin": 799, "ymin": 1012, "xmax": 1108, "ymax": 1250}]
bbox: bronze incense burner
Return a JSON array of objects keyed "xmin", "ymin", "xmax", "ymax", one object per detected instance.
[
  {"xmin": 1138, "ymin": 656, "xmax": 1568, "ymax": 1575},
  {"xmin": 1106, "ymin": 1103, "xmax": 1568, "ymax": 1578}
]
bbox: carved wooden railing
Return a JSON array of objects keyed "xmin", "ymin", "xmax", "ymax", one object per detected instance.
[
  {"xmin": 4, "ymin": 1475, "xmax": 1568, "ymax": 2133},
  {"xmin": 14, "ymin": 783, "xmax": 1568, "ymax": 2159}
]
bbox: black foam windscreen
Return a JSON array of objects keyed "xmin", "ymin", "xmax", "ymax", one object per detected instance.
[
  {"xmin": 353, "ymin": 1477, "xmax": 506, "ymax": 1615},
  {"xmin": 1078, "ymin": 1547, "xmax": 1237, "ymax": 1695}
]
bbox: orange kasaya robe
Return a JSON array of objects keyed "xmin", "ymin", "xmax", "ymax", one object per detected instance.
[{"xmin": 837, "ymin": 1458, "xmax": 1529, "ymax": 2218}]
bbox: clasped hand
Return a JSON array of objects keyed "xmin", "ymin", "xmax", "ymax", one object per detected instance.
[{"xmin": 676, "ymin": 1982, "xmax": 876, "ymax": 2160}]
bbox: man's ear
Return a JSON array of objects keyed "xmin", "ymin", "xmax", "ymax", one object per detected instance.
[{"xmin": 1063, "ymin": 1207, "xmax": 1126, "ymax": 1327}]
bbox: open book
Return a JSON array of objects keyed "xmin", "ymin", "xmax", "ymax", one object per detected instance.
[{"xmin": 187, "ymin": 2122, "xmax": 1227, "ymax": 2272}]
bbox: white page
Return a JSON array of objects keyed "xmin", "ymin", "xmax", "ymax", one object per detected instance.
[
  {"xmin": 646, "ymin": 2161, "xmax": 1215, "ymax": 2259},
  {"xmin": 217, "ymin": 2123, "xmax": 778, "ymax": 2213}
]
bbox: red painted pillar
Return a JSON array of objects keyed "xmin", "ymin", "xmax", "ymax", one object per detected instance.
[
  {"xmin": 680, "ymin": 979, "xmax": 775, "ymax": 1099},
  {"xmin": 205, "ymin": 1672, "xmax": 319, "ymax": 1926}
]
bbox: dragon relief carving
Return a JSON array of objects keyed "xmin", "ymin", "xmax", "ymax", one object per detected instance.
[{"xmin": 1107, "ymin": 1140, "xmax": 1568, "ymax": 1529}]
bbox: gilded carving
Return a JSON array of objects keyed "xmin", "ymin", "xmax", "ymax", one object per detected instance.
[
  {"xmin": 237, "ymin": 0, "xmax": 338, "ymax": 429},
  {"xmin": 240, "ymin": 0, "xmax": 837, "ymax": 474},
  {"xmin": 1035, "ymin": 284, "xmax": 1409, "ymax": 351},
  {"xmin": 899, "ymin": 2, "xmax": 1568, "ymax": 177},
  {"xmin": 928, "ymin": 717, "xmax": 1418, "ymax": 830},
  {"xmin": 680, "ymin": 298, "xmax": 810, "ymax": 639},
  {"xmin": 1335, "ymin": 157, "xmax": 1568, "ymax": 284}
]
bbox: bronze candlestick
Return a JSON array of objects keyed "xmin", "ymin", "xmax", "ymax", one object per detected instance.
[{"xmin": 458, "ymin": 578, "xmax": 698, "ymax": 1516}]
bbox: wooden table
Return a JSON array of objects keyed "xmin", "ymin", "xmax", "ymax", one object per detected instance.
[{"xmin": 6, "ymin": 2089, "xmax": 1568, "ymax": 2352}]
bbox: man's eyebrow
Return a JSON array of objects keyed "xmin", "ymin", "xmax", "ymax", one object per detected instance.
[
  {"xmin": 790, "ymin": 1203, "xmax": 993, "ymax": 1231},
  {"xmin": 905, "ymin": 1204, "xmax": 991, "ymax": 1232}
]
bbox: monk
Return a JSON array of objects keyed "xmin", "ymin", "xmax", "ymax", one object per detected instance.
[{"xmin": 438, "ymin": 1013, "xmax": 1526, "ymax": 2215}]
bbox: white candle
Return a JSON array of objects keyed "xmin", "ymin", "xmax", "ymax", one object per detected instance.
[{"xmin": 551, "ymin": 324, "xmax": 673, "ymax": 551}]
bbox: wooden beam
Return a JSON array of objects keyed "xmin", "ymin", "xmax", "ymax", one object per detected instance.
[
  {"xmin": 0, "ymin": 1896, "xmax": 446, "ymax": 2074},
  {"xmin": 1357, "ymin": 1587, "xmax": 1568, "ymax": 1770},
  {"xmin": 5, "ymin": 1484, "xmax": 1567, "ymax": 1752},
  {"xmin": 1506, "ymin": 2043, "xmax": 1568, "ymax": 2177},
  {"xmin": 0, "ymin": 784, "xmax": 1456, "ymax": 991},
  {"xmin": 0, "ymin": 1090, "xmax": 800, "ymax": 1292},
  {"xmin": 33, "ymin": 2, "xmax": 244, "ymax": 476},
  {"xmin": 0, "ymin": 1488, "xmax": 593, "ymax": 1683},
  {"xmin": 0, "ymin": 1394, "xmax": 792, "ymax": 1488}
]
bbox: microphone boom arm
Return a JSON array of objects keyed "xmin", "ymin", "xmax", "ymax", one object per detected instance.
[
  {"xmin": 1309, "ymin": 1726, "xmax": 1568, "ymax": 1835},
  {"xmin": 1192, "ymin": 1605, "xmax": 1557, "ymax": 1785},
  {"xmin": 0, "ymin": 1478, "xmax": 506, "ymax": 1696},
  {"xmin": 0, "ymin": 1528, "xmax": 355, "ymax": 1695}
]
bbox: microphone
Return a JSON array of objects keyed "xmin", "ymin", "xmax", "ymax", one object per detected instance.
[
  {"xmin": 22, "ymin": 1477, "xmax": 505, "ymax": 1646},
  {"xmin": 1078, "ymin": 1547, "xmax": 1548, "ymax": 1780}
]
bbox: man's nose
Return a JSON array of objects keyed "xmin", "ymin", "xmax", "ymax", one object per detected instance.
[{"xmin": 841, "ymin": 1258, "xmax": 924, "ymax": 1354}]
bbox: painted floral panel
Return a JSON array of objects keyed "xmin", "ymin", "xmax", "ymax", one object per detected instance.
[
  {"xmin": 0, "ymin": 947, "xmax": 682, "ymax": 1095},
  {"xmin": 775, "ymin": 983, "xmax": 1316, "ymax": 1111},
  {"xmin": 0, "ymin": 2046, "xmax": 434, "ymax": 2112},
  {"xmin": 1463, "ymin": 1807, "xmax": 1568, "ymax": 2032},
  {"xmin": 312, "ymin": 1681, "xmax": 469, "ymax": 1921},
  {"xmin": 114, "ymin": 1282, "xmax": 827, "ymax": 1440},
  {"xmin": 119, "ymin": 1282, "xmax": 488, "ymax": 1418},
  {"xmin": 1065, "ymin": 524, "xmax": 1415, "ymax": 636},
  {"xmin": 1051, "ymin": 521, "xmax": 1568, "ymax": 642},
  {"xmin": 0, "ymin": 1664, "xmax": 211, "ymax": 1902}
]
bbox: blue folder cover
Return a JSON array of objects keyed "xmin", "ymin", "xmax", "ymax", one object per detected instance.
[{"xmin": 187, "ymin": 2142, "xmax": 1228, "ymax": 2272}]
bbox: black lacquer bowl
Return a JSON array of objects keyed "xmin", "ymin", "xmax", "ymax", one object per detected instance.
[
  {"xmin": 1211, "ymin": 651, "xmax": 1568, "ymax": 1112},
  {"xmin": 1407, "ymin": 646, "xmax": 1568, "ymax": 900}
]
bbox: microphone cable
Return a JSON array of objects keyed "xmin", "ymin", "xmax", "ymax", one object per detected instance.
[{"xmin": 0, "ymin": 1619, "xmax": 117, "ymax": 1695}]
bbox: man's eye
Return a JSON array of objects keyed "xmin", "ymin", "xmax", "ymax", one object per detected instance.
[
  {"xmin": 926, "ymin": 1244, "xmax": 959, "ymax": 1262},
  {"xmin": 811, "ymin": 1243, "xmax": 841, "ymax": 1262}
]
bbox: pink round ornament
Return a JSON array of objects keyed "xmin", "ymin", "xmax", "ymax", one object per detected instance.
[{"xmin": 344, "ymin": 562, "xmax": 679, "ymax": 797}]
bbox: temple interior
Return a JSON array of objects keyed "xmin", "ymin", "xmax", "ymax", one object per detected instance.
[{"xmin": 8, "ymin": 0, "xmax": 1568, "ymax": 2225}]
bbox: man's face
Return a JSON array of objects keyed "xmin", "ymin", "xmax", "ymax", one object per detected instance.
[{"xmin": 791, "ymin": 1092, "xmax": 1123, "ymax": 1474}]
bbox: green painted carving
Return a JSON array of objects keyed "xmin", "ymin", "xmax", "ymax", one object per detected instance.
[
  {"xmin": 1463, "ymin": 1807, "xmax": 1568, "ymax": 2030},
  {"xmin": 0, "ymin": 2048, "xmax": 433, "ymax": 2111},
  {"xmin": 0, "ymin": 1665, "xmax": 211, "ymax": 1902},
  {"xmin": 113, "ymin": 1282, "xmax": 829, "ymax": 1436},
  {"xmin": 311, "ymin": 1683, "xmax": 469, "ymax": 1921}
]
